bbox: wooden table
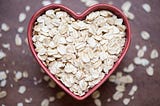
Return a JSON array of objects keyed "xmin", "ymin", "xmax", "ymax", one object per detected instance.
[{"xmin": 0, "ymin": 0, "xmax": 160, "ymax": 106}]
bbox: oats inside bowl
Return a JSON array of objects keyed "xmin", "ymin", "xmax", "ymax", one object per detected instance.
[{"xmin": 32, "ymin": 8, "xmax": 126, "ymax": 96}]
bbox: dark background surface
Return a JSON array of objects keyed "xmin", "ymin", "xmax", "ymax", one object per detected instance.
[{"xmin": 0, "ymin": 0, "xmax": 160, "ymax": 106}]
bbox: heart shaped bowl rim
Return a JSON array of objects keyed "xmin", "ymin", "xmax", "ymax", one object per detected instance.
[{"xmin": 28, "ymin": 3, "xmax": 131, "ymax": 100}]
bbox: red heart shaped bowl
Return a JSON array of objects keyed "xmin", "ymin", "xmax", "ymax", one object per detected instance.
[{"xmin": 27, "ymin": 3, "xmax": 131, "ymax": 100}]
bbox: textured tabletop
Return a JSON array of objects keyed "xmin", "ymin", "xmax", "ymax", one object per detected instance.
[{"xmin": 0, "ymin": 0, "xmax": 160, "ymax": 106}]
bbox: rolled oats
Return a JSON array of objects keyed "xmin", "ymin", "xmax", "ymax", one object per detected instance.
[
  {"xmin": 121, "ymin": 1, "xmax": 132, "ymax": 12},
  {"xmin": 113, "ymin": 91, "xmax": 123, "ymax": 101},
  {"xmin": 19, "ymin": 13, "xmax": 26, "ymax": 22},
  {"xmin": 41, "ymin": 0, "xmax": 51, "ymax": 6},
  {"xmin": 25, "ymin": 5, "xmax": 30, "ymax": 12},
  {"xmin": 18, "ymin": 85, "xmax": 26, "ymax": 94},
  {"xmin": 22, "ymin": 71, "xmax": 29, "ymax": 78},
  {"xmin": 124, "ymin": 11, "xmax": 135, "ymax": 20},
  {"xmin": 116, "ymin": 85, "xmax": 125, "ymax": 92},
  {"xmin": 128, "ymin": 85, "xmax": 138, "ymax": 96},
  {"xmin": 94, "ymin": 98, "xmax": 102, "ymax": 106},
  {"xmin": 134, "ymin": 57, "xmax": 149, "ymax": 66},
  {"xmin": 41, "ymin": 99, "xmax": 49, "ymax": 106},
  {"xmin": 123, "ymin": 98, "xmax": 130, "ymax": 105},
  {"xmin": 17, "ymin": 102, "xmax": 23, "ymax": 106},
  {"xmin": 48, "ymin": 80, "xmax": 56, "ymax": 88},
  {"xmin": 2, "ymin": 43, "xmax": 10, "ymax": 50},
  {"xmin": 92, "ymin": 90, "xmax": 100, "ymax": 99},
  {"xmin": 0, "ymin": 79, "xmax": 7, "ymax": 87},
  {"xmin": 17, "ymin": 26, "xmax": 24, "ymax": 33},
  {"xmin": 15, "ymin": 71, "xmax": 22, "ymax": 80},
  {"xmin": 49, "ymin": 96, "xmax": 55, "ymax": 102},
  {"xmin": 25, "ymin": 97, "xmax": 32, "ymax": 103},
  {"xmin": 0, "ymin": 91, "xmax": 7, "ymax": 99},
  {"xmin": 56, "ymin": 91, "xmax": 65, "ymax": 99},
  {"xmin": 54, "ymin": 0, "xmax": 61, "ymax": 4},
  {"xmin": 0, "ymin": 50, "xmax": 6, "ymax": 60},
  {"xmin": 32, "ymin": 9, "xmax": 126, "ymax": 96},
  {"xmin": 150, "ymin": 49, "xmax": 159, "ymax": 59},
  {"xmin": 123, "ymin": 63, "xmax": 134, "ymax": 73},
  {"xmin": 15, "ymin": 34, "xmax": 22, "ymax": 46},
  {"xmin": 137, "ymin": 49, "xmax": 145, "ymax": 57},
  {"xmin": 142, "ymin": 3, "xmax": 151, "ymax": 13},
  {"xmin": 141, "ymin": 31, "xmax": 150, "ymax": 40},
  {"xmin": 1, "ymin": 23, "xmax": 10, "ymax": 32},
  {"xmin": 146, "ymin": 66, "xmax": 154, "ymax": 76}
]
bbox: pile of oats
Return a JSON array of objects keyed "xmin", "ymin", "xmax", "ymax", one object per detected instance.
[{"xmin": 32, "ymin": 9, "xmax": 126, "ymax": 96}]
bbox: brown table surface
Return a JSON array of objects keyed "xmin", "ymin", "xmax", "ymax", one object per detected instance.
[{"xmin": 0, "ymin": 0, "xmax": 160, "ymax": 106}]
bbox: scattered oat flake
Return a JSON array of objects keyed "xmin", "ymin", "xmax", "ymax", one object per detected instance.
[
  {"xmin": 6, "ymin": 70, "xmax": 9, "ymax": 74},
  {"xmin": 113, "ymin": 91, "xmax": 123, "ymax": 101},
  {"xmin": 0, "ymin": 79, "xmax": 7, "ymax": 87},
  {"xmin": 124, "ymin": 11, "xmax": 135, "ymax": 20},
  {"xmin": 0, "ymin": 71, "xmax": 7, "ymax": 80},
  {"xmin": 128, "ymin": 85, "xmax": 138, "ymax": 96},
  {"xmin": 142, "ymin": 3, "xmax": 151, "ymax": 13},
  {"xmin": 134, "ymin": 57, "xmax": 149, "ymax": 66},
  {"xmin": 123, "ymin": 63, "xmax": 135, "ymax": 73},
  {"xmin": 119, "ymin": 75, "xmax": 133, "ymax": 84},
  {"xmin": 146, "ymin": 66, "xmax": 154, "ymax": 76},
  {"xmin": 108, "ymin": 1, "xmax": 113, "ymax": 5},
  {"xmin": 1, "ymin": 23, "xmax": 10, "ymax": 31},
  {"xmin": 17, "ymin": 102, "xmax": 23, "ymax": 106},
  {"xmin": 43, "ymin": 75, "xmax": 50, "ymax": 82},
  {"xmin": 18, "ymin": 85, "xmax": 26, "ymax": 94},
  {"xmin": 137, "ymin": 49, "xmax": 144, "ymax": 57},
  {"xmin": 0, "ymin": 91, "xmax": 7, "ymax": 99},
  {"xmin": 19, "ymin": 13, "xmax": 26, "ymax": 22},
  {"xmin": 56, "ymin": 91, "xmax": 65, "ymax": 99},
  {"xmin": 25, "ymin": 5, "xmax": 30, "ymax": 12},
  {"xmin": 15, "ymin": 71, "xmax": 23, "ymax": 81},
  {"xmin": 121, "ymin": 1, "xmax": 132, "ymax": 11},
  {"xmin": 25, "ymin": 97, "xmax": 32, "ymax": 103},
  {"xmin": 94, "ymin": 98, "xmax": 102, "ymax": 106},
  {"xmin": 15, "ymin": 34, "xmax": 22, "ymax": 46},
  {"xmin": 135, "ymin": 45, "xmax": 140, "ymax": 50},
  {"xmin": 131, "ymin": 96, "xmax": 134, "ymax": 100},
  {"xmin": 54, "ymin": 0, "xmax": 61, "ymax": 4},
  {"xmin": 48, "ymin": 80, "xmax": 56, "ymax": 88},
  {"xmin": 141, "ymin": 31, "xmax": 150, "ymax": 40},
  {"xmin": 0, "ymin": 50, "xmax": 6, "ymax": 60},
  {"xmin": 41, "ymin": 99, "xmax": 49, "ymax": 106},
  {"xmin": 92, "ymin": 90, "xmax": 100, "ymax": 99},
  {"xmin": 107, "ymin": 98, "xmax": 111, "ymax": 102},
  {"xmin": 23, "ymin": 71, "xmax": 29, "ymax": 78},
  {"xmin": 0, "ymin": 33, "xmax": 2, "ymax": 37},
  {"xmin": 42, "ymin": 0, "xmax": 51, "ymax": 6},
  {"xmin": 10, "ymin": 84, "xmax": 14, "ymax": 88},
  {"xmin": 17, "ymin": 26, "xmax": 24, "ymax": 33},
  {"xmin": 150, "ymin": 49, "xmax": 159, "ymax": 59},
  {"xmin": 123, "ymin": 98, "xmax": 130, "ymax": 105},
  {"xmin": 116, "ymin": 85, "xmax": 125, "ymax": 92},
  {"xmin": 25, "ymin": 37, "xmax": 28, "ymax": 45},
  {"xmin": 49, "ymin": 96, "xmax": 55, "ymax": 102},
  {"xmin": 142, "ymin": 45, "xmax": 147, "ymax": 52},
  {"xmin": 2, "ymin": 43, "xmax": 10, "ymax": 50},
  {"xmin": 85, "ymin": 0, "xmax": 99, "ymax": 7}
]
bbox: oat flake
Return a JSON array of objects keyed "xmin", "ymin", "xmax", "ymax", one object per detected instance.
[
  {"xmin": 19, "ymin": 13, "xmax": 26, "ymax": 22},
  {"xmin": 1, "ymin": 23, "xmax": 10, "ymax": 31}
]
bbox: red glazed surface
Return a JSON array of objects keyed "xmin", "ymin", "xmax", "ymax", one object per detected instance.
[{"xmin": 27, "ymin": 4, "xmax": 131, "ymax": 100}]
